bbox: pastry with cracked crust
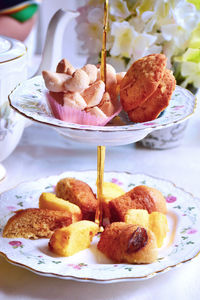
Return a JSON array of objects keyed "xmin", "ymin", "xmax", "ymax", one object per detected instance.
[
  {"xmin": 56, "ymin": 177, "xmax": 97, "ymax": 221},
  {"xmin": 120, "ymin": 54, "xmax": 167, "ymax": 112},
  {"xmin": 3, "ymin": 208, "xmax": 74, "ymax": 239},
  {"xmin": 109, "ymin": 185, "xmax": 167, "ymax": 223},
  {"xmin": 97, "ymin": 222, "xmax": 158, "ymax": 263},
  {"xmin": 128, "ymin": 69, "xmax": 176, "ymax": 123}
]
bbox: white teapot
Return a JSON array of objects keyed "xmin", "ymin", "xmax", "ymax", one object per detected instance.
[{"xmin": 0, "ymin": 9, "xmax": 79, "ymax": 180}]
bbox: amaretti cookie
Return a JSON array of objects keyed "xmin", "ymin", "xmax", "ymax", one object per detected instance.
[{"xmin": 97, "ymin": 222, "xmax": 158, "ymax": 263}]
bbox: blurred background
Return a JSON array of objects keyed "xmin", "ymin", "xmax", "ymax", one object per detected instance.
[{"xmin": 30, "ymin": 0, "xmax": 86, "ymax": 72}]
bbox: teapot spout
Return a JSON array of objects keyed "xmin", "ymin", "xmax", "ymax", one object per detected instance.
[{"xmin": 35, "ymin": 9, "xmax": 79, "ymax": 75}]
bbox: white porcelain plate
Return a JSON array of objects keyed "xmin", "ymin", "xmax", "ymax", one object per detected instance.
[
  {"xmin": 8, "ymin": 76, "xmax": 197, "ymax": 146},
  {"xmin": 0, "ymin": 171, "xmax": 200, "ymax": 283}
]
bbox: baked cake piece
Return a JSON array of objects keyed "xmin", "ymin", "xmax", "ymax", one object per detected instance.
[
  {"xmin": 39, "ymin": 192, "xmax": 82, "ymax": 222},
  {"xmin": 120, "ymin": 54, "xmax": 167, "ymax": 111},
  {"xmin": 125, "ymin": 209, "xmax": 169, "ymax": 248},
  {"xmin": 97, "ymin": 222, "xmax": 158, "ymax": 263},
  {"xmin": 56, "ymin": 177, "xmax": 97, "ymax": 221},
  {"xmin": 3, "ymin": 208, "xmax": 74, "ymax": 239},
  {"xmin": 128, "ymin": 69, "xmax": 176, "ymax": 123},
  {"xmin": 49, "ymin": 220, "xmax": 98, "ymax": 256},
  {"xmin": 109, "ymin": 185, "xmax": 167, "ymax": 223}
]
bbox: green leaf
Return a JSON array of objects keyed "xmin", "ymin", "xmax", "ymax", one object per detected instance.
[
  {"xmin": 125, "ymin": 267, "xmax": 133, "ymax": 271},
  {"xmin": 186, "ymin": 241, "xmax": 194, "ymax": 245},
  {"xmin": 122, "ymin": 56, "xmax": 131, "ymax": 67},
  {"xmin": 173, "ymin": 205, "xmax": 181, "ymax": 209},
  {"xmin": 38, "ymin": 260, "xmax": 45, "ymax": 264},
  {"xmin": 128, "ymin": 183, "xmax": 135, "ymax": 187},
  {"xmin": 188, "ymin": 207, "xmax": 195, "ymax": 211}
]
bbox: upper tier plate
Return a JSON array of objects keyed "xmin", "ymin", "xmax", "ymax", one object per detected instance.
[{"xmin": 9, "ymin": 76, "xmax": 196, "ymax": 146}]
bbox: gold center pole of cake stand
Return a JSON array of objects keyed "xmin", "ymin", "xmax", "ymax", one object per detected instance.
[
  {"xmin": 95, "ymin": 145, "xmax": 106, "ymax": 227},
  {"xmin": 95, "ymin": 0, "xmax": 108, "ymax": 228}
]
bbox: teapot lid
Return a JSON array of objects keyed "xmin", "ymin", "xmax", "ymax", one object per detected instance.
[{"xmin": 0, "ymin": 35, "xmax": 26, "ymax": 63}]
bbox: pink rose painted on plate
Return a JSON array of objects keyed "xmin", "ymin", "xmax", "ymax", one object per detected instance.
[
  {"xmin": 187, "ymin": 229, "xmax": 197, "ymax": 234},
  {"xmin": 111, "ymin": 178, "xmax": 123, "ymax": 186},
  {"xmin": 9, "ymin": 241, "xmax": 23, "ymax": 248},
  {"xmin": 166, "ymin": 195, "xmax": 177, "ymax": 203}
]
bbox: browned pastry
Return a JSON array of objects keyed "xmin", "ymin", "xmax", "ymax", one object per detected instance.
[
  {"xmin": 109, "ymin": 185, "xmax": 167, "ymax": 223},
  {"xmin": 3, "ymin": 208, "xmax": 74, "ymax": 239},
  {"xmin": 56, "ymin": 178, "xmax": 97, "ymax": 221},
  {"xmin": 98, "ymin": 92, "xmax": 117, "ymax": 117},
  {"xmin": 128, "ymin": 69, "xmax": 176, "ymax": 123},
  {"xmin": 120, "ymin": 54, "xmax": 167, "ymax": 112},
  {"xmin": 97, "ymin": 222, "xmax": 158, "ymax": 263},
  {"xmin": 56, "ymin": 58, "xmax": 75, "ymax": 75}
]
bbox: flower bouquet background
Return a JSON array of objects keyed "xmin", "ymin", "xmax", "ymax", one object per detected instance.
[{"xmin": 75, "ymin": 0, "xmax": 200, "ymax": 149}]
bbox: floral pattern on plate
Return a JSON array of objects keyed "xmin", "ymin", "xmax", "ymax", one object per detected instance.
[{"xmin": 0, "ymin": 171, "xmax": 200, "ymax": 283}]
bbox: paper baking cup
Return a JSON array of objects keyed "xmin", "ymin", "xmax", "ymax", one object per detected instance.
[{"xmin": 46, "ymin": 92, "xmax": 122, "ymax": 126}]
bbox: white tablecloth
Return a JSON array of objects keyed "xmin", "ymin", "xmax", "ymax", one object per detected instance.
[{"xmin": 0, "ymin": 100, "xmax": 200, "ymax": 299}]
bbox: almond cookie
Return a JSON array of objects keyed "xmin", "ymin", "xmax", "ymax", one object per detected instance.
[
  {"xmin": 128, "ymin": 69, "xmax": 176, "ymax": 123},
  {"xmin": 56, "ymin": 58, "xmax": 75, "ymax": 75},
  {"xmin": 81, "ymin": 64, "xmax": 98, "ymax": 84},
  {"xmin": 81, "ymin": 80, "xmax": 105, "ymax": 107},
  {"xmin": 42, "ymin": 71, "xmax": 71, "ymax": 92},
  {"xmin": 64, "ymin": 69, "xmax": 90, "ymax": 93},
  {"xmin": 120, "ymin": 54, "xmax": 167, "ymax": 112}
]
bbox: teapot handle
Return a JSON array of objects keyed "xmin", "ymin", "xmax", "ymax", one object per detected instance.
[{"xmin": 35, "ymin": 9, "xmax": 79, "ymax": 75}]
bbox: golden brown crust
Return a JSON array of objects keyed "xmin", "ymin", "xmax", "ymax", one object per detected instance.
[
  {"xmin": 56, "ymin": 178, "xmax": 97, "ymax": 221},
  {"xmin": 3, "ymin": 208, "xmax": 73, "ymax": 239},
  {"xmin": 120, "ymin": 54, "xmax": 167, "ymax": 112},
  {"xmin": 56, "ymin": 58, "xmax": 75, "ymax": 75},
  {"xmin": 109, "ymin": 185, "xmax": 167, "ymax": 222},
  {"xmin": 98, "ymin": 92, "xmax": 116, "ymax": 117},
  {"xmin": 97, "ymin": 222, "xmax": 158, "ymax": 263},
  {"xmin": 128, "ymin": 69, "xmax": 176, "ymax": 123}
]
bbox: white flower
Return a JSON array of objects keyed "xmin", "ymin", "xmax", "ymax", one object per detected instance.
[
  {"xmin": 172, "ymin": 1, "xmax": 199, "ymax": 31},
  {"xmin": 87, "ymin": 7, "xmax": 103, "ymax": 23},
  {"xmin": 76, "ymin": 0, "xmax": 200, "ymax": 88},
  {"xmin": 110, "ymin": 21, "xmax": 137, "ymax": 57},
  {"xmin": 132, "ymin": 33, "xmax": 157, "ymax": 60},
  {"xmin": 76, "ymin": 21, "xmax": 102, "ymax": 54},
  {"xmin": 110, "ymin": 0, "xmax": 130, "ymax": 18}
]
